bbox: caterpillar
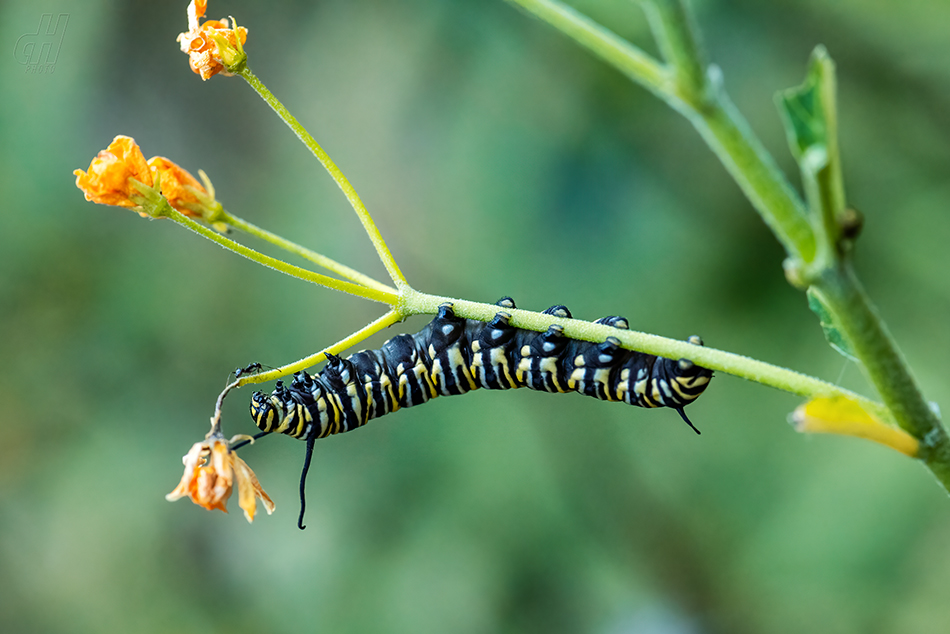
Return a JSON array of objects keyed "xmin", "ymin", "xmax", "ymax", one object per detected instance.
[{"xmin": 245, "ymin": 298, "xmax": 712, "ymax": 528}]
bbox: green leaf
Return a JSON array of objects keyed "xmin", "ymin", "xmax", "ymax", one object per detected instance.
[
  {"xmin": 807, "ymin": 287, "xmax": 858, "ymax": 361},
  {"xmin": 776, "ymin": 45, "xmax": 834, "ymax": 161},
  {"xmin": 776, "ymin": 45, "xmax": 847, "ymax": 261}
]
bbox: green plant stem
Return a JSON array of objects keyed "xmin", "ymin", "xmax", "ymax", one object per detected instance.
[
  {"xmin": 211, "ymin": 310, "xmax": 403, "ymax": 435},
  {"xmin": 234, "ymin": 309, "xmax": 403, "ymax": 389},
  {"xmin": 238, "ymin": 66, "xmax": 408, "ymax": 289},
  {"xmin": 505, "ymin": 0, "xmax": 674, "ymax": 103},
  {"xmin": 684, "ymin": 97, "xmax": 816, "ymax": 264},
  {"xmin": 638, "ymin": 0, "xmax": 950, "ymax": 485},
  {"xmin": 792, "ymin": 47, "xmax": 846, "ymax": 266},
  {"xmin": 505, "ymin": 0, "xmax": 815, "ymax": 262},
  {"xmin": 638, "ymin": 0, "xmax": 817, "ymax": 261},
  {"xmin": 641, "ymin": 0, "xmax": 816, "ymax": 262},
  {"xmin": 221, "ymin": 210, "xmax": 397, "ymax": 294},
  {"xmin": 639, "ymin": 0, "xmax": 706, "ymax": 101},
  {"xmin": 165, "ymin": 208, "xmax": 399, "ymax": 306},
  {"xmin": 814, "ymin": 266, "xmax": 950, "ymax": 466}
]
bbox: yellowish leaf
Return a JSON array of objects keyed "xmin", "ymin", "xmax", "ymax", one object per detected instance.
[{"xmin": 791, "ymin": 395, "xmax": 919, "ymax": 457}]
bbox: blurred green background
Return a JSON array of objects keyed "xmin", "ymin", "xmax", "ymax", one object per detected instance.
[{"xmin": 3, "ymin": 1, "xmax": 950, "ymax": 632}]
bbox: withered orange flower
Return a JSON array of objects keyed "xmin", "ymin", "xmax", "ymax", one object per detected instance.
[
  {"xmin": 73, "ymin": 135, "xmax": 152, "ymax": 213},
  {"xmin": 147, "ymin": 156, "xmax": 206, "ymax": 216},
  {"xmin": 166, "ymin": 435, "xmax": 275, "ymax": 522},
  {"xmin": 177, "ymin": 0, "xmax": 248, "ymax": 80},
  {"xmin": 77, "ymin": 139, "xmax": 228, "ymax": 229}
]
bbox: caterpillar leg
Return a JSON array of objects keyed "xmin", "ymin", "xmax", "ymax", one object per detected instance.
[
  {"xmin": 230, "ymin": 430, "xmax": 271, "ymax": 451},
  {"xmin": 593, "ymin": 315, "xmax": 630, "ymax": 330},
  {"xmin": 297, "ymin": 433, "xmax": 317, "ymax": 530},
  {"xmin": 542, "ymin": 304, "xmax": 572, "ymax": 319},
  {"xmin": 676, "ymin": 408, "xmax": 701, "ymax": 435}
]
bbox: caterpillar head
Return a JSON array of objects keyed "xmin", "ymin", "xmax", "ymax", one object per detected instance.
[
  {"xmin": 249, "ymin": 392, "xmax": 280, "ymax": 432},
  {"xmin": 250, "ymin": 380, "xmax": 291, "ymax": 433}
]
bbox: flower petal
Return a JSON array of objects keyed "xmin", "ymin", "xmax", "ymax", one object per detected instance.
[
  {"xmin": 165, "ymin": 441, "xmax": 206, "ymax": 502},
  {"xmin": 232, "ymin": 453, "xmax": 275, "ymax": 523},
  {"xmin": 166, "ymin": 436, "xmax": 236, "ymax": 514},
  {"xmin": 74, "ymin": 135, "xmax": 152, "ymax": 210},
  {"xmin": 177, "ymin": 1, "xmax": 248, "ymax": 80},
  {"xmin": 147, "ymin": 156, "xmax": 207, "ymax": 215}
]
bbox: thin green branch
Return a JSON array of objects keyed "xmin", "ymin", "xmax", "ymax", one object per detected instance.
[
  {"xmin": 817, "ymin": 52, "xmax": 846, "ymax": 233},
  {"xmin": 640, "ymin": 0, "xmax": 707, "ymax": 103},
  {"xmin": 211, "ymin": 309, "xmax": 403, "ymax": 436},
  {"xmin": 505, "ymin": 0, "xmax": 816, "ymax": 264},
  {"xmin": 638, "ymin": 0, "xmax": 816, "ymax": 264},
  {"xmin": 686, "ymin": 95, "xmax": 816, "ymax": 265},
  {"xmin": 165, "ymin": 207, "xmax": 400, "ymax": 306},
  {"xmin": 504, "ymin": 0, "xmax": 676, "ymax": 106},
  {"xmin": 636, "ymin": 2, "xmax": 950, "ymax": 469},
  {"xmin": 238, "ymin": 66, "xmax": 408, "ymax": 289},
  {"xmin": 221, "ymin": 210, "xmax": 397, "ymax": 294},
  {"xmin": 814, "ymin": 266, "xmax": 949, "ymax": 457},
  {"xmin": 238, "ymin": 309, "xmax": 403, "ymax": 388}
]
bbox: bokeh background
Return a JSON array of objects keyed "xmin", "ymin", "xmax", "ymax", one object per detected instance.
[{"xmin": 3, "ymin": 1, "xmax": 950, "ymax": 632}]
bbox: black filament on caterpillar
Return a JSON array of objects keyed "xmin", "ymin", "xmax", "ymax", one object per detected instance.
[{"xmin": 236, "ymin": 297, "xmax": 713, "ymax": 529}]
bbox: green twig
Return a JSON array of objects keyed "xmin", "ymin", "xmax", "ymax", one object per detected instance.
[
  {"xmin": 505, "ymin": 0, "xmax": 815, "ymax": 264},
  {"xmin": 505, "ymin": 0, "xmax": 675, "ymax": 105},
  {"xmin": 814, "ymin": 265, "xmax": 950, "ymax": 467},
  {"xmin": 165, "ymin": 207, "xmax": 400, "ymax": 306},
  {"xmin": 238, "ymin": 66, "xmax": 409, "ymax": 289},
  {"xmin": 639, "ymin": 0, "xmax": 706, "ymax": 103},
  {"xmin": 221, "ymin": 210, "xmax": 397, "ymax": 294},
  {"xmin": 211, "ymin": 309, "xmax": 403, "ymax": 435}
]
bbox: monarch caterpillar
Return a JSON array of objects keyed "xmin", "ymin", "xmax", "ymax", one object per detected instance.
[{"xmin": 244, "ymin": 298, "xmax": 712, "ymax": 528}]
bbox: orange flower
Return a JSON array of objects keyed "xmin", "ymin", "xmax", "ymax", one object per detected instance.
[
  {"xmin": 166, "ymin": 435, "xmax": 275, "ymax": 522},
  {"xmin": 147, "ymin": 156, "xmax": 206, "ymax": 216},
  {"xmin": 77, "ymin": 139, "xmax": 229, "ymax": 229},
  {"xmin": 73, "ymin": 135, "xmax": 152, "ymax": 212},
  {"xmin": 177, "ymin": 0, "xmax": 248, "ymax": 80}
]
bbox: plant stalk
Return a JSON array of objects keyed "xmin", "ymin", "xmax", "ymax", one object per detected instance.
[
  {"xmin": 238, "ymin": 66, "xmax": 408, "ymax": 289},
  {"xmin": 814, "ymin": 264, "xmax": 950, "ymax": 482}
]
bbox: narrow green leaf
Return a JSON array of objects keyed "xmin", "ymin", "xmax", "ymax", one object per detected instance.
[
  {"xmin": 807, "ymin": 287, "xmax": 858, "ymax": 361},
  {"xmin": 776, "ymin": 45, "xmax": 833, "ymax": 161},
  {"xmin": 775, "ymin": 46, "xmax": 846, "ymax": 262}
]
